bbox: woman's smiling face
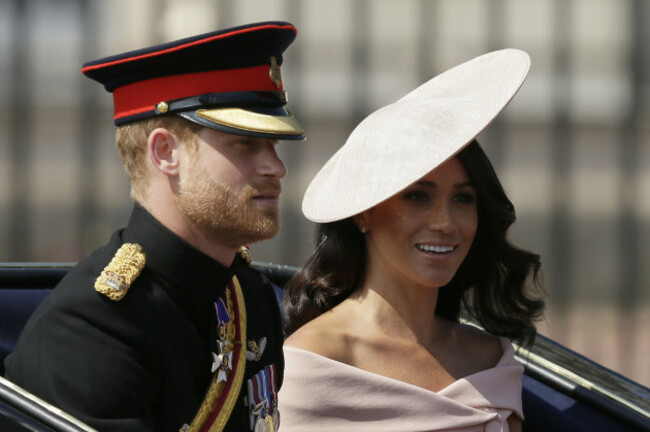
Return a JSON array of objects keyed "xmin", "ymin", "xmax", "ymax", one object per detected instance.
[{"xmin": 357, "ymin": 157, "xmax": 478, "ymax": 290}]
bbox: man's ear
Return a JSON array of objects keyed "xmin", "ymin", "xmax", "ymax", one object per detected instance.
[{"xmin": 147, "ymin": 128, "xmax": 180, "ymax": 176}]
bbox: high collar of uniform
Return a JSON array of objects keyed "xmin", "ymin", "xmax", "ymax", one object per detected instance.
[{"xmin": 122, "ymin": 204, "xmax": 236, "ymax": 301}]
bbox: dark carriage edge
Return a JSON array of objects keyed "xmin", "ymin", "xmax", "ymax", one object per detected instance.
[{"xmin": 0, "ymin": 263, "xmax": 648, "ymax": 432}]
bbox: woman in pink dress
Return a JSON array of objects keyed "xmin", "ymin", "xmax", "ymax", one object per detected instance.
[{"xmin": 279, "ymin": 49, "xmax": 545, "ymax": 432}]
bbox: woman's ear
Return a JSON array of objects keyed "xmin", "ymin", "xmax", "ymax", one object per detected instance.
[
  {"xmin": 147, "ymin": 128, "xmax": 180, "ymax": 176},
  {"xmin": 353, "ymin": 212, "xmax": 371, "ymax": 234}
]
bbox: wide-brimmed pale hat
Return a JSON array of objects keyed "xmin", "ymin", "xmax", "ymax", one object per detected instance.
[{"xmin": 302, "ymin": 48, "xmax": 530, "ymax": 222}]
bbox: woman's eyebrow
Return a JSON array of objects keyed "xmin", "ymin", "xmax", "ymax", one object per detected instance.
[{"xmin": 415, "ymin": 180, "xmax": 474, "ymax": 188}]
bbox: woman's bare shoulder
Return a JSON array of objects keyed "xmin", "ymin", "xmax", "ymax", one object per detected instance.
[
  {"xmin": 284, "ymin": 313, "xmax": 352, "ymax": 363},
  {"xmin": 283, "ymin": 321, "xmax": 327, "ymax": 350},
  {"xmin": 455, "ymin": 323, "xmax": 504, "ymax": 369}
]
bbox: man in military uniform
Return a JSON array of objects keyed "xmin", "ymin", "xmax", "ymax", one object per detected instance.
[{"xmin": 4, "ymin": 21, "xmax": 303, "ymax": 432}]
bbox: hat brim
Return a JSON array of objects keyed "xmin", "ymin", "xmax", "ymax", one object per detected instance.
[
  {"xmin": 179, "ymin": 107, "xmax": 305, "ymax": 141},
  {"xmin": 302, "ymin": 48, "xmax": 530, "ymax": 223}
]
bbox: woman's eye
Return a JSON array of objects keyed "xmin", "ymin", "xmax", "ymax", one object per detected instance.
[
  {"xmin": 404, "ymin": 191, "xmax": 429, "ymax": 202},
  {"xmin": 453, "ymin": 192, "xmax": 475, "ymax": 203}
]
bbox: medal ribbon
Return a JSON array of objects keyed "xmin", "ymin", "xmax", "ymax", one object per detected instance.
[
  {"xmin": 183, "ymin": 276, "xmax": 247, "ymax": 432},
  {"xmin": 215, "ymin": 298, "xmax": 230, "ymax": 326},
  {"xmin": 246, "ymin": 365, "xmax": 279, "ymax": 432},
  {"xmin": 268, "ymin": 364, "xmax": 278, "ymax": 407}
]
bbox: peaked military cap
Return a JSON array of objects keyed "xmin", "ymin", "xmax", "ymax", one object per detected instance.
[{"xmin": 82, "ymin": 21, "xmax": 304, "ymax": 140}]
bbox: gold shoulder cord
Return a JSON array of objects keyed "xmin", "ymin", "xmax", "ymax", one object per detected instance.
[
  {"xmin": 184, "ymin": 275, "xmax": 247, "ymax": 432},
  {"xmin": 94, "ymin": 243, "xmax": 146, "ymax": 301}
]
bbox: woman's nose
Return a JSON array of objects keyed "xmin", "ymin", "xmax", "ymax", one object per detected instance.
[{"xmin": 427, "ymin": 202, "xmax": 455, "ymax": 233}]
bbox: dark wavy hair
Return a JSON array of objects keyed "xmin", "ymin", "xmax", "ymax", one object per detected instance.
[{"xmin": 283, "ymin": 140, "xmax": 545, "ymax": 346}]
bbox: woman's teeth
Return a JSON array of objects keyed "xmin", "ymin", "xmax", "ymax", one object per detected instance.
[{"xmin": 417, "ymin": 244, "xmax": 454, "ymax": 253}]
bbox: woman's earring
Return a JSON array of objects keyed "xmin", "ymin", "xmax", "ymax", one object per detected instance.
[{"xmin": 360, "ymin": 226, "xmax": 368, "ymax": 234}]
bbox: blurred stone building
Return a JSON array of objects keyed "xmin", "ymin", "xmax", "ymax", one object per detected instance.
[{"xmin": 0, "ymin": 0, "xmax": 648, "ymax": 385}]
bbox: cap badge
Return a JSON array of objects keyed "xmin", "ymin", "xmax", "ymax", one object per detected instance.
[{"xmin": 269, "ymin": 57, "xmax": 282, "ymax": 89}]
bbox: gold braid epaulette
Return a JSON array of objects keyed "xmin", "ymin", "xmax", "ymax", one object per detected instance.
[{"xmin": 94, "ymin": 243, "xmax": 146, "ymax": 301}]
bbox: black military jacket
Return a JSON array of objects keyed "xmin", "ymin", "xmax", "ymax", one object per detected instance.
[{"xmin": 4, "ymin": 205, "xmax": 284, "ymax": 431}]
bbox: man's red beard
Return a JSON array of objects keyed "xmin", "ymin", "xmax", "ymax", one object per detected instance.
[{"xmin": 175, "ymin": 159, "xmax": 281, "ymax": 248}]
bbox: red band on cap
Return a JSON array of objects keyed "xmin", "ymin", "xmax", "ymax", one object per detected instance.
[{"xmin": 112, "ymin": 64, "xmax": 280, "ymax": 121}]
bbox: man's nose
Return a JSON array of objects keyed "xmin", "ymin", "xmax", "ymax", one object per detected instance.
[{"xmin": 259, "ymin": 143, "xmax": 287, "ymax": 179}]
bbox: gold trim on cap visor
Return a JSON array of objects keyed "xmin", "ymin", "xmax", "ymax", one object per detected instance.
[{"xmin": 196, "ymin": 108, "xmax": 304, "ymax": 136}]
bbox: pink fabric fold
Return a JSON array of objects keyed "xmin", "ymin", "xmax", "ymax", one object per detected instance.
[{"xmin": 278, "ymin": 338, "xmax": 523, "ymax": 432}]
